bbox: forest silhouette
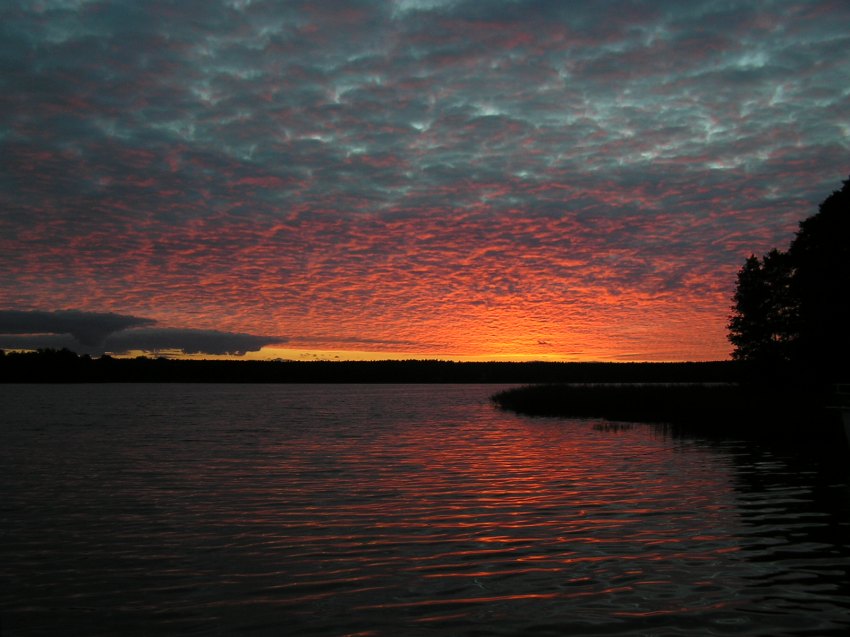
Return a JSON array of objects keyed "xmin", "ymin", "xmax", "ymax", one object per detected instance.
[
  {"xmin": 729, "ymin": 174, "xmax": 850, "ymax": 386},
  {"xmin": 0, "ymin": 349, "xmax": 734, "ymax": 384}
]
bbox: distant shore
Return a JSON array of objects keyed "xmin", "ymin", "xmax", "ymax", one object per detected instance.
[
  {"xmin": 1, "ymin": 349, "xmax": 738, "ymax": 384},
  {"xmin": 491, "ymin": 382, "xmax": 844, "ymax": 443}
]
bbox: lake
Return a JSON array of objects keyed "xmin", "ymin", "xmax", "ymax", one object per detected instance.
[{"xmin": 2, "ymin": 383, "xmax": 849, "ymax": 636}]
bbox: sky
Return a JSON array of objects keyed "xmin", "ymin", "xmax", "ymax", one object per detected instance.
[{"xmin": 1, "ymin": 0, "xmax": 849, "ymax": 362}]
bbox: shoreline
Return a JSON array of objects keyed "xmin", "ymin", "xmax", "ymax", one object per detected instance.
[
  {"xmin": 0, "ymin": 351, "xmax": 738, "ymax": 384},
  {"xmin": 491, "ymin": 382, "xmax": 845, "ymax": 444}
]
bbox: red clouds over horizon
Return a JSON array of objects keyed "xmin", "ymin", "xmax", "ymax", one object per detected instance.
[
  {"xmin": 1, "ymin": 1, "xmax": 849, "ymax": 360},
  {"xmin": 0, "ymin": 195, "xmax": 808, "ymax": 360}
]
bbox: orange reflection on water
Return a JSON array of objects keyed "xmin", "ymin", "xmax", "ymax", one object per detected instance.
[
  {"xmin": 341, "ymin": 406, "xmax": 745, "ymax": 621},
  {"xmin": 146, "ymin": 385, "xmax": 747, "ymax": 629},
  {"xmin": 5, "ymin": 384, "xmax": 847, "ymax": 637}
]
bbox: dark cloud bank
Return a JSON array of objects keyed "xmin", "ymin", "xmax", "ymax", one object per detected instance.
[{"xmin": 0, "ymin": 310, "xmax": 283, "ymax": 356}]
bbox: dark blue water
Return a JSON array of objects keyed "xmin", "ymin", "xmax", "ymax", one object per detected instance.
[{"xmin": 2, "ymin": 384, "xmax": 849, "ymax": 636}]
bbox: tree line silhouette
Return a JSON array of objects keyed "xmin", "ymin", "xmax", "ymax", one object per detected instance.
[
  {"xmin": 0, "ymin": 349, "xmax": 736, "ymax": 384},
  {"xmin": 728, "ymin": 175, "xmax": 850, "ymax": 385}
]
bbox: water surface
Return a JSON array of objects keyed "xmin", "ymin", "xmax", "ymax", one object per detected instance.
[{"xmin": 2, "ymin": 384, "xmax": 849, "ymax": 636}]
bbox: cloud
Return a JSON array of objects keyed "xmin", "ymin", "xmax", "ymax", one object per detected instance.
[
  {"xmin": 0, "ymin": 309, "xmax": 284, "ymax": 355},
  {"xmin": 0, "ymin": 334, "xmax": 96, "ymax": 352},
  {"xmin": 0, "ymin": 309, "xmax": 155, "ymax": 346},
  {"xmin": 102, "ymin": 328, "xmax": 285, "ymax": 355},
  {"xmin": 1, "ymin": 1, "xmax": 849, "ymax": 361}
]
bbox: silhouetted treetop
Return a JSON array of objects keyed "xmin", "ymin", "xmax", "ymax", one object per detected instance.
[
  {"xmin": 728, "ymin": 249, "xmax": 796, "ymax": 365},
  {"xmin": 729, "ymin": 175, "xmax": 850, "ymax": 383}
]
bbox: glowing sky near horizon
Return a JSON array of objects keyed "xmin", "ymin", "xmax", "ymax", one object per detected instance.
[{"xmin": 1, "ymin": 0, "xmax": 849, "ymax": 361}]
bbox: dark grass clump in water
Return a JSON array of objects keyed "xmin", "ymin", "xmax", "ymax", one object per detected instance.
[{"xmin": 492, "ymin": 383, "xmax": 842, "ymax": 441}]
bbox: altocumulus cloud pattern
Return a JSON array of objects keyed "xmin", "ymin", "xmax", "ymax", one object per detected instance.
[{"xmin": 1, "ymin": 1, "xmax": 848, "ymax": 360}]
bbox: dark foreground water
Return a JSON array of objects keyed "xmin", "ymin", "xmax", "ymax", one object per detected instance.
[{"xmin": 2, "ymin": 384, "xmax": 849, "ymax": 636}]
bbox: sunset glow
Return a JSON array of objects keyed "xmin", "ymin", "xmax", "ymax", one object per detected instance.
[{"xmin": 2, "ymin": 1, "xmax": 849, "ymax": 360}]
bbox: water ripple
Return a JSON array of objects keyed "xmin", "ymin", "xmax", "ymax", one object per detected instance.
[{"xmin": 2, "ymin": 384, "xmax": 849, "ymax": 636}]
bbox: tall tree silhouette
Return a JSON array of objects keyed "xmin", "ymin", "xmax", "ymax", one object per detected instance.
[
  {"xmin": 728, "ymin": 249, "xmax": 796, "ymax": 365},
  {"xmin": 729, "ymin": 175, "xmax": 850, "ymax": 383}
]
